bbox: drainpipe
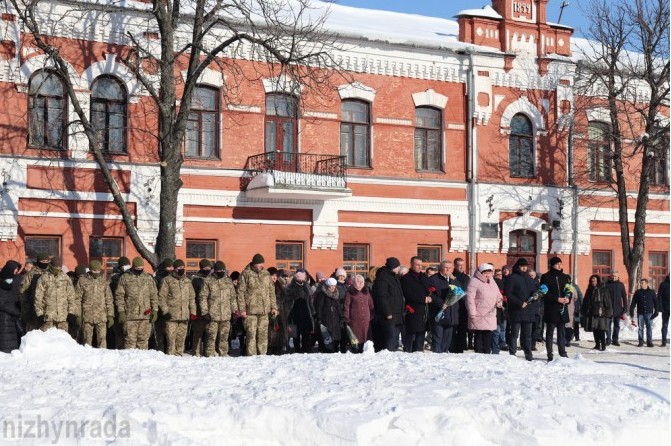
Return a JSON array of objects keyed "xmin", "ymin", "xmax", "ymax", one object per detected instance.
[
  {"xmin": 568, "ymin": 115, "xmax": 579, "ymax": 281},
  {"xmin": 466, "ymin": 51, "xmax": 477, "ymax": 275}
]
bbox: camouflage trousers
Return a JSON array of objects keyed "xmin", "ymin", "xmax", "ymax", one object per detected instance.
[
  {"xmin": 244, "ymin": 314, "xmax": 269, "ymax": 356},
  {"xmin": 82, "ymin": 322, "xmax": 107, "ymax": 348},
  {"xmin": 190, "ymin": 319, "xmax": 207, "ymax": 356},
  {"xmin": 166, "ymin": 321, "xmax": 188, "ymax": 356},
  {"xmin": 124, "ymin": 320, "xmax": 151, "ymax": 350},
  {"xmin": 205, "ymin": 321, "xmax": 231, "ymax": 357},
  {"xmin": 41, "ymin": 321, "xmax": 68, "ymax": 331}
]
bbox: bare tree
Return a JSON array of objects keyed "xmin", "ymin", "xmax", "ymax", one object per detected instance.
[
  {"xmin": 8, "ymin": 0, "xmax": 344, "ymax": 268},
  {"xmin": 575, "ymin": 0, "xmax": 669, "ymax": 293}
]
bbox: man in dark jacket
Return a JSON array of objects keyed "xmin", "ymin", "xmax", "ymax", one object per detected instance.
[
  {"xmin": 630, "ymin": 278, "xmax": 658, "ymax": 347},
  {"xmin": 505, "ymin": 258, "xmax": 539, "ymax": 361},
  {"xmin": 541, "ymin": 257, "xmax": 571, "ymax": 361},
  {"xmin": 400, "ymin": 256, "xmax": 432, "ymax": 353},
  {"xmin": 429, "ymin": 260, "xmax": 462, "ymax": 353},
  {"xmin": 604, "ymin": 271, "xmax": 627, "ymax": 346},
  {"xmin": 658, "ymin": 275, "xmax": 669, "ymax": 347},
  {"xmin": 372, "ymin": 257, "xmax": 404, "ymax": 352},
  {"xmin": 452, "ymin": 257, "xmax": 471, "ymax": 352}
]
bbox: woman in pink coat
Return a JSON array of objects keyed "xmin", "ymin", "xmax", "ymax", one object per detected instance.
[
  {"xmin": 343, "ymin": 274, "xmax": 374, "ymax": 353},
  {"xmin": 466, "ymin": 263, "xmax": 503, "ymax": 354}
]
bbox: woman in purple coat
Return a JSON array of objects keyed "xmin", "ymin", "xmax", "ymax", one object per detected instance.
[{"xmin": 344, "ymin": 274, "xmax": 374, "ymax": 353}]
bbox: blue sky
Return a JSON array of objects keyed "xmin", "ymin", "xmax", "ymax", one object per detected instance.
[{"xmin": 334, "ymin": 0, "xmax": 591, "ymax": 37}]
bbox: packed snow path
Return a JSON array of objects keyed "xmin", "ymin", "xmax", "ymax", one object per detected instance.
[{"xmin": 0, "ymin": 330, "xmax": 668, "ymax": 445}]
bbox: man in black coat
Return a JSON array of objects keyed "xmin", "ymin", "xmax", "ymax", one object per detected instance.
[
  {"xmin": 658, "ymin": 275, "xmax": 669, "ymax": 347},
  {"xmin": 452, "ymin": 257, "xmax": 471, "ymax": 352},
  {"xmin": 630, "ymin": 278, "xmax": 658, "ymax": 347},
  {"xmin": 541, "ymin": 257, "xmax": 571, "ymax": 361},
  {"xmin": 372, "ymin": 257, "xmax": 404, "ymax": 352},
  {"xmin": 400, "ymin": 256, "xmax": 432, "ymax": 353},
  {"xmin": 604, "ymin": 271, "xmax": 627, "ymax": 346},
  {"xmin": 0, "ymin": 260, "xmax": 23, "ymax": 353},
  {"xmin": 505, "ymin": 258, "xmax": 540, "ymax": 361},
  {"xmin": 429, "ymin": 260, "xmax": 462, "ymax": 353}
]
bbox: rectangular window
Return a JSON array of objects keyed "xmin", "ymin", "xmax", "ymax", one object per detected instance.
[
  {"xmin": 414, "ymin": 107, "xmax": 442, "ymax": 171},
  {"xmin": 341, "ymin": 101, "xmax": 371, "ymax": 168},
  {"xmin": 649, "ymin": 252, "xmax": 668, "ymax": 291},
  {"xmin": 265, "ymin": 94, "xmax": 297, "ymax": 158},
  {"xmin": 275, "ymin": 242, "xmax": 304, "ymax": 271},
  {"xmin": 592, "ymin": 250, "xmax": 612, "ymax": 282},
  {"xmin": 185, "ymin": 86, "xmax": 219, "ymax": 159},
  {"xmin": 185, "ymin": 240, "xmax": 217, "ymax": 275},
  {"xmin": 89, "ymin": 237, "xmax": 124, "ymax": 279},
  {"xmin": 588, "ymin": 122, "xmax": 613, "ymax": 182},
  {"xmin": 24, "ymin": 236, "xmax": 61, "ymax": 262},
  {"xmin": 652, "ymin": 150, "xmax": 669, "ymax": 186},
  {"xmin": 417, "ymin": 245, "xmax": 441, "ymax": 270},
  {"xmin": 343, "ymin": 243, "xmax": 369, "ymax": 279}
]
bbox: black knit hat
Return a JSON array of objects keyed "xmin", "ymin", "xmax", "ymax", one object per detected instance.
[
  {"xmin": 173, "ymin": 259, "xmax": 185, "ymax": 269},
  {"xmin": 252, "ymin": 253, "xmax": 265, "ymax": 265},
  {"xmin": 118, "ymin": 256, "xmax": 130, "ymax": 267},
  {"xmin": 75, "ymin": 265, "xmax": 87, "ymax": 276},
  {"xmin": 515, "ymin": 258, "xmax": 529, "ymax": 267},
  {"xmin": 213, "ymin": 261, "xmax": 226, "ymax": 271},
  {"xmin": 199, "ymin": 259, "xmax": 212, "ymax": 269},
  {"xmin": 37, "ymin": 253, "xmax": 50, "ymax": 263},
  {"xmin": 267, "ymin": 267, "xmax": 278, "ymax": 276},
  {"xmin": 385, "ymin": 257, "xmax": 401, "ymax": 270},
  {"xmin": 549, "ymin": 256, "xmax": 562, "ymax": 267}
]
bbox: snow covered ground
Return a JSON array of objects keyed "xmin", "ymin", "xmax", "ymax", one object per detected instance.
[{"xmin": 0, "ymin": 327, "xmax": 669, "ymax": 446}]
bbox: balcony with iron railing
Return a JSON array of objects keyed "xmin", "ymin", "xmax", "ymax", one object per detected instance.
[{"xmin": 241, "ymin": 151, "xmax": 351, "ymax": 200}]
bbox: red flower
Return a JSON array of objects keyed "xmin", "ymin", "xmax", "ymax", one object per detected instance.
[
  {"xmin": 405, "ymin": 304, "xmax": 415, "ymax": 314},
  {"xmin": 143, "ymin": 309, "xmax": 152, "ymax": 315},
  {"xmin": 427, "ymin": 287, "xmax": 437, "ymax": 294},
  {"xmin": 190, "ymin": 314, "xmax": 197, "ymax": 320}
]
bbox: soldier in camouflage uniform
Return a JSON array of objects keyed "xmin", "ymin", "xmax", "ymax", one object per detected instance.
[
  {"xmin": 189, "ymin": 259, "xmax": 211, "ymax": 356},
  {"xmin": 19, "ymin": 253, "xmax": 50, "ymax": 331},
  {"xmin": 237, "ymin": 254, "xmax": 278, "ymax": 356},
  {"xmin": 76, "ymin": 260, "xmax": 114, "ymax": 348},
  {"xmin": 34, "ymin": 257, "xmax": 79, "ymax": 333},
  {"xmin": 114, "ymin": 257, "xmax": 158, "ymax": 350},
  {"xmin": 201, "ymin": 261, "xmax": 238, "ymax": 357},
  {"xmin": 153, "ymin": 258, "xmax": 174, "ymax": 353},
  {"xmin": 158, "ymin": 259, "xmax": 196, "ymax": 356},
  {"xmin": 108, "ymin": 256, "xmax": 131, "ymax": 349}
]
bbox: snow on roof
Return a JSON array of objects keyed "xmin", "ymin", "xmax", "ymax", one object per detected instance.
[{"xmin": 454, "ymin": 5, "xmax": 503, "ymax": 20}]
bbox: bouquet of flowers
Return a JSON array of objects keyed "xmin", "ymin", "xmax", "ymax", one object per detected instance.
[
  {"xmin": 526, "ymin": 284, "xmax": 549, "ymax": 304},
  {"xmin": 435, "ymin": 285, "xmax": 466, "ymax": 323},
  {"xmin": 345, "ymin": 324, "xmax": 359, "ymax": 347},
  {"xmin": 560, "ymin": 283, "xmax": 575, "ymax": 315}
]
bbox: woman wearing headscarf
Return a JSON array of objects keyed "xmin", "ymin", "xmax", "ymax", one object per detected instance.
[
  {"xmin": 285, "ymin": 269, "xmax": 315, "ymax": 353},
  {"xmin": 0, "ymin": 260, "xmax": 23, "ymax": 353},
  {"xmin": 314, "ymin": 277, "xmax": 342, "ymax": 352},
  {"xmin": 581, "ymin": 274, "xmax": 613, "ymax": 351},
  {"xmin": 344, "ymin": 274, "xmax": 374, "ymax": 353}
]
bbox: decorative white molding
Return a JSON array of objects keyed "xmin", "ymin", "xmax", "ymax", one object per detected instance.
[
  {"xmin": 338, "ymin": 82, "xmax": 376, "ymax": 102},
  {"xmin": 83, "ymin": 53, "xmax": 147, "ymax": 102},
  {"xmin": 412, "ymin": 89, "xmax": 448, "ymax": 109},
  {"xmin": 262, "ymin": 75, "xmax": 301, "ymax": 95},
  {"xmin": 501, "ymin": 215, "xmax": 549, "ymax": 257},
  {"xmin": 447, "ymin": 123, "xmax": 466, "ymax": 130},
  {"xmin": 227, "ymin": 104, "xmax": 261, "ymax": 113},
  {"xmin": 375, "ymin": 117, "xmax": 412, "ymax": 126},
  {"xmin": 303, "ymin": 111, "xmax": 338, "ymax": 120},
  {"xmin": 585, "ymin": 107, "xmax": 610, "ymax": 123},
  {"xmin": 500, "ymin": 96, "xmax": 545, "ymax": 130},
  {"xmin": 181, "ymin": 67, "xmax": 226, "ymax": 88}
]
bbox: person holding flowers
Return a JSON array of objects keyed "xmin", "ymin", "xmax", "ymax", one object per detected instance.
[
  {"xmin": 466, "ymin": 263, "xmax": 503, "ymax": 354},
  {"xmin": 428, "ymin": 260, "xmax": 463, "ymax": 353},
  {"xmin": 540, "ymin": 257, "xmax": 572, "ymax": 361}
]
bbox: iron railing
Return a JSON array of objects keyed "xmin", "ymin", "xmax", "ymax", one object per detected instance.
[{"xmin": 242, "ymin": 151, "xmax": 347, "ymax": 190}]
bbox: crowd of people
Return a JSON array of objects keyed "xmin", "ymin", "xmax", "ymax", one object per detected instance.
[{"xmin": 0, "ymin": 253, "xmax": 669, "ymax": 360}]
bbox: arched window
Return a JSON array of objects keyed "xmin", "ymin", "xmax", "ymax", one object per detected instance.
[
  {"xmin": 28, "ymin": 69, "xmax": 66, "ymax": 150},
  {"xmin": 186, "ymin": 86, "xmax": 219, "ymax": 158},
  {"xmin": 91, "ymin": 76, "xmax": 127, "ymax": 153},
  {"xmin": 340, "ymin": 100, "xmax": 370, "ymax": 167},
  {"xmin": 587, "ymin": 121, "xmax": 612, "ymax": 182},
  {"xmin": 509, "ymin": 114, "xmax": 534, "ymax": 177},
  {"xmin": 414, "ymin": 107, "xmax": 442, "ymax": 171},
  {"xmin": 265, "ymin": 93, "xmax": 297, "ymax": 156}
]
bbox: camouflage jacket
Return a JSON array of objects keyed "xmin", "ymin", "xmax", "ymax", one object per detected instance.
[
  {"xmin": 34, "ymin": 270, "xmax": 78, "ymax": 323},
  {"xmin": 76, "ymin": 273, "xmax": 114, "ymax": 324},
  {"xmin": 201, "ymin": 275, "xmax": 238, "ymax": 321},
  {"xmin": 191, "ymin": 272, "xmax": 210, "ymax": 316},
  {"xmin": 114, "ymin": 272, "xmax": 158, "ymax": 321},
  {"xmin": 159, "ymin": 274, "xmax": 196, "ymax": 321},
  {"xmin": 237, "ymin": 265, "xmax": 276, "ymax": 315}
]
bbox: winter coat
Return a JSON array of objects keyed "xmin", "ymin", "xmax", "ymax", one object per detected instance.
[
  {"xmin": 75, "ymin": 273, "xmax": 114, "ymax": 324},
  {"xmin": 34, "ymin": 270, "xmax": 78, "ymax": 323},
  {"xmin": 269, "ymin": 280, "xmax": 289, "ymax": 349},
  {"xmin": 159, "ymin": 274, "xmax": 197, "ymax": 321},
  {"xmin": 200, "ymin": 275, "xmax": 238, "ymax": 321},
  {"xmin": 658, "ymin": 277, "xmax": 670, "ymax": 315},
  {"xmin": 604, "ymin": 279, "xmax": 628, "ymax": 317},
  {"xmin": 566, "ymin": 283, "xmax": 583, "ymax": 327},
  {"xmin": 19, "ymin": 267, "xmax": 44, "ymax": 323},
  {"xmin": 336, "ymin": 281, "xmax": 348, "ymax": 313},
  {"xmin": 0, "ymin": 280, "xmax": 22, "ymax": 353},
  {"xmin": 505, "ymin": 266, "xmax": 540, "ymax": 323},
  {"xmin": 191, "ymin": 271, "xmax": 210, "ymax": 317},
  {"xmin": 286, "ymin": 280, "xmax": 315, "ymax": 333},
  {"xmin": 581, "ymin": 285, "xmax": 613, "ymax": 332},
  {"xmin": 343, "ymin": 285, "xmax": 374, "ymax": 343},
  {"xmin": 372, "ymin": 267, "xmax": 404, "ymax": 325},
  {"xmin": 315, "ymin": 287, "xmax": 342, "ymax": 341},
  {"xmin": 466, "ymin": 271, "xmax": 503, "ymax": 331},
  {"xmin": 629, "ymin": 288, "xmax": 658, "ymax": 317},
  {"xmin": 237, "ymin": 265, "xmax": 276, "ymax": 316},
  {"xmin": 400, "ymin": 271, "xmax": 432, "ymax": 333},
  {"xmin": 428, "ymin": 273, "xmax": 462, "ymax": 327},
  {"xmin": 114, "ymin": 272, "xmax": 159, "ymax": 321},
  {"xmin": 541, "ymin": 268, "xmax": 572, "ymax": 325}
]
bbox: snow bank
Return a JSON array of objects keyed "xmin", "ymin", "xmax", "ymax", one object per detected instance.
[{"xmin": 0, "ymin": 330, "xmax": 668, "ymax": 445}]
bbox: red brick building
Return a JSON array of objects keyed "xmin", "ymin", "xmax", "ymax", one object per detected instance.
[{"xmin": 0, "ymin": 0, "xmax": 667, "ymax": 290}]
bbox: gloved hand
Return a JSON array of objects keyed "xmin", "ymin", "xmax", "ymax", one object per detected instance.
[
  {"xmin": 203, "ymin": 313, "xmax": 212, "ymax": 322},
  {"xmin": 118, "ymin": 312, "xmax": 127, "ymax": 325},
  {"xmin": 107, "ymin": 316, "xmax": 115, "ymax": 329},
  {"xmin": 149, "ymin": 312, "xmax": 158, "ymax": 324},
  {"xmin": 189, "ymin": 314, "xmax": 197, "ymax": 321}
]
